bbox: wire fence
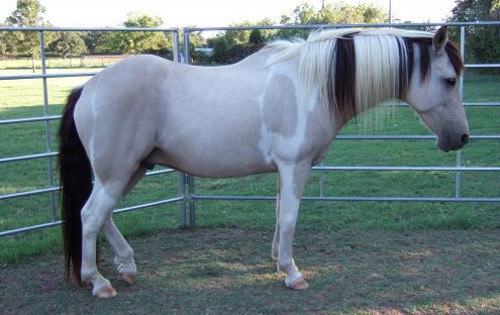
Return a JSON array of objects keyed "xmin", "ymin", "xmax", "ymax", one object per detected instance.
[{"xmin": 0, "ymin": 22, "xmax": 498, "ymax": 236}]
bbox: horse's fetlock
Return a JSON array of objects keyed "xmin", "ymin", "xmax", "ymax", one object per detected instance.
[
  {"xmin": 277, "ymin": 258, "xmax": 297, "ymax": 273},
  {"xmin": 81, "ymin": 268, "xmax": 95, "ymax": 282}
]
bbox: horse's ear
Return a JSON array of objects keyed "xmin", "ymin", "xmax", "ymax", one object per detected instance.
[{"xmin": 433, "ymin": 26, "xmax": 449, "ymax": 54}]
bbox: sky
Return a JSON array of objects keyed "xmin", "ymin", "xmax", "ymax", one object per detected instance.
[{"xmin": 0, "ymin": 0, "xmax": 457, "ymax": 28}]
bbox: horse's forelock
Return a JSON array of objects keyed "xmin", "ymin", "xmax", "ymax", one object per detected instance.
[
  {"xmin": 445, "ymin": 40, "xmax": 464, "ymax": 75},
  {"xmin": 408, "ymin": 38, "xmax": 464, "ymax": 83}
]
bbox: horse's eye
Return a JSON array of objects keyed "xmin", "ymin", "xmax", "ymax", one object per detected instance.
[{"xmin": 444, "ymin": 78, "xmax": 457, "ymax": 87}]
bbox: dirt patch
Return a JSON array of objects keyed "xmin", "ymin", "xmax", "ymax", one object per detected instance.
[{"xmin": 1, "ymin": 228, "xmax": 499, "ymax": 314}]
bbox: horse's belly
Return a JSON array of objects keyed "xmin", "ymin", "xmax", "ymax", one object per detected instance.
[{"xmin": 150, "ymin": 141, "xmax": 276, "ymax": 178}]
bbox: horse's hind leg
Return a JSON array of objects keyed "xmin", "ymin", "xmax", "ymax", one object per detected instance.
[
  {"xmin": 101, "ymin": 166, "xmax": 147, "ymax": 285},
  {"xmin": 102, "ymin": 217, "xmax": 136, "ymax": 285},
  {"xmin": 80, "ymin": 180, "xmax": 122, "ymax": 298}
]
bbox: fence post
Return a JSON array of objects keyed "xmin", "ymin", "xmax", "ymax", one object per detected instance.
[
  {"xmin": 39, "ymin": 30, "xmax": 58, "ymax": 221},
  {"xmin": 455, "ymin": 26, "xmax": 467, "ymax": 199},
  {"xmin": 187, "ymin": 175, "xmax": 196, "ymax": 227},
  {"xmin": 183, "ymin": 28, "xmax": 190, "ymax": 64},
  {"xmin": 180, "ymin": 28, "xmax": 196, "ymax": 227},
  {"xmin": 178, "ymin": 172, "xmax": 187, "ymax": 228},
  {"xmin": 176, "ymin": 173, "xmax": 196, "ymax": 228},
  {"xmin": 173, "ymin": 30, "xmax": 180, "ymax": 62}
]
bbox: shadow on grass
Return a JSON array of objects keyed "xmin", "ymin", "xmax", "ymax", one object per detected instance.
[{"xmin": 1, "ymin": 227, "xmax": 499, "ymax": 314}]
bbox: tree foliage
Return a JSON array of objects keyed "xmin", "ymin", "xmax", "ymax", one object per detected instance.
[
  {"xmin": 1, "ymin": 7, "xmax": 176, "ymax": 59},
  {"xmin": 0, "ymin": 23, "xmax": 18, "ymax": 55},
  {"xmin": 6, "ymin": 0, "xmax": 45, "ymax": 27},
  {"xmin": 3, "ymin": 0, "xmax": 498, "ymax": 71},
  {"xmin": 449, "ymin": 0, "xmax": 500, "ymax": 68},
  {"xmin": 94, "ymin": 12, "xmax": 172, "ymax": 55},
  {"xmin": 276, "ymin": 2, "xmax": 386, "ymax": 38},
  {"xmin": 4, "ymin": 0, "xmax": 48, "ymax": 70},
  {"xmin": 207, "ymin": 20, "xmax": 271, "ymax": 65},
  {"xmin": 207, "ymin": 1, "xmax": 386, "ymax": 64},
  {"xmin": 48, "ymin": 32, "xmax": 87, "ymax": 59},
  {"xmin": 122, "ymin": 12, "xmax": 171, "ymax": 54}
]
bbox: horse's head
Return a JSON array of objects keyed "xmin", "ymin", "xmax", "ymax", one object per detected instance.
[{"xmin": 406, "ymin": 26, "xmax": 469, "ymax": 152}]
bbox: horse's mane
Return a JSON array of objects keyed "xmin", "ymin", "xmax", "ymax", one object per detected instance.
[{"xmin": 266, "ymin": 28, "xmax": 463, "ymax": 122}]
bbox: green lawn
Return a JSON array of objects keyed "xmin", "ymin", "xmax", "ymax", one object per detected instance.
[
  {"xmin": 0, "ymin": 64, "xmax": 499, "ymax": 314},
  {"xmin": 0, "ymin": 67, "xmax": 499, "ymax": 265},
  {"xmin": 1, "ymin": 228, "xmax": 499, "ymax": 314}
]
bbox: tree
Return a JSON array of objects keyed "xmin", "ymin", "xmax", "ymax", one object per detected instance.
[
  {"xmin": 211, "ymin": 35, "xmax": 231, "ymax": 63},
  {"xmin": 208, "ymin": 1, "xmax": 387, "ymax": 64},
  {"xmin": 249, "ymin": 29, "xmax": 264, "ymax": 45},
  {"xmin": 5, "ymin": 0, "xmax": 47, "ymax": 71},
  {"xmin": 6, "ymin": 0, "xmax": 45, "ymax": 26},
  {"xmin": 277, "ymin": 1, "xmax": 386, "ymax": 38},
  {"xmin": 85, "ymin": 30, "xmax": 125, "ymax": 54},
  {"xmin": 451, "ymin": 0, "xmax": 499, "ymax": 21},
  {"xmin": 48, "ymin": 32, "xmax": 87, "ymax": 59},
  {"xmin": 0, "ymin": 23, "xmax": 18, "ymax": 56},
  {"xmin": 449, "ymin": 0, "xmax": 500, "ymax": 68},
  {"xmin": 107, "ymin": 12, "xmax": 171, "ymax": 55}
]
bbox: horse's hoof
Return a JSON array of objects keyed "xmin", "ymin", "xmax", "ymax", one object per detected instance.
[
  {"xmin": 288, "ymin": 278, "xmax": 309, "ymax": 290},
  {"xmin": 121, "ymin": 272, "xmax": 135, "ymax": 285},
  {"xmin": 95, "ymin": 286, "xmax": 117, "ymax": 298}
]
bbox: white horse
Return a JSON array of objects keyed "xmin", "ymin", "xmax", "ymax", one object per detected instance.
[{"xmin": 59, "ymin": 26, "xmax": 469, "ymax": 298}]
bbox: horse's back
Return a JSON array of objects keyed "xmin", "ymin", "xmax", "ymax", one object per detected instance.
[{"xmin": 74, "ymin": 54, "xmax": 282, "ymax": 178}]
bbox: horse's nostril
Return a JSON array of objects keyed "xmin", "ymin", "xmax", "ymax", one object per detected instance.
[{"xmin": 461, "ymin": 134, "xmax": 469, "ymax": 145}]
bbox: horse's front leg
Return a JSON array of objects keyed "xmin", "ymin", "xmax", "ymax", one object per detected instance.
[
  {"xmin": 276, "ymin": 162, "xmax": 310, "ymax": 290},
  {"xmin": 271, "ymin": 175, "xmax": 281, "ymax": 260}
]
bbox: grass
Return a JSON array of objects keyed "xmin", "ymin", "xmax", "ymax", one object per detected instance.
[
  {"xmin": 0, "ymin": 65, "xmax": 499, "ymax": 313},
  {"xmin": 0, "ymin": 56, "xmax": 128, "ymax": 70},
  {"xmin": 1, "ymin": 228, "xmax": 499, "ymax": 314},
  {"xmin": 0, "ymin": 68, "xmax": 499, "ymax": 243}
]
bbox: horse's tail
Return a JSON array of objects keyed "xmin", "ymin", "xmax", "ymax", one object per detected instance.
[{"xmin": 58, "ymin": 86, "xmax": 92, "ymax": 284}]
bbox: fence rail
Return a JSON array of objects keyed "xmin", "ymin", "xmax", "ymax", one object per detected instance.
[
  {"xmin": 181, "ymin": 22, "xmax": 500, "ymax": 226},
  {"xmin": 0, "ymin": 27, "xmax": 181, "ymax": 237},
  {"xmin": 0, "ymin": 22, "xmax": 498, "ymax": 237}
]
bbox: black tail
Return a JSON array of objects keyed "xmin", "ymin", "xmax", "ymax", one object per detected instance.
[{"xmin": 59, "ymin": 87, "xmax": 92, "ymax": 284}]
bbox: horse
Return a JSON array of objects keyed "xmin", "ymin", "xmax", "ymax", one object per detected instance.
[{"xmin": 58, "ymin": 26, "xmax": 469, "ymax": 298}]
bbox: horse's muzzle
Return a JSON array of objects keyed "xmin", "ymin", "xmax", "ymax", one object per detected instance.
[{"xmin": 438, "ymin": 133, "xmax": 469, "ymax": 152}]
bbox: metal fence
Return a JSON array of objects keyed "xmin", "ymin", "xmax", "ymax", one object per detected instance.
[
  {"xmin": 0, "ymin": 22, "xmax": 499, "ymax": 237},
  {"xmin": 0, "ymin": 27, "xmax": 182, "ymax": 237},
  {"xmin": 181, "ymin": 21, "xmax": 500, "ymax": 226}
]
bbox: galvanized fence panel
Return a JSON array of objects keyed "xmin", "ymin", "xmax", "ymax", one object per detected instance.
[
  {"xmin": 0, "ymin": 22, "xmax": 499, "ymax": 235},
  {"xmin": 0, "ymin": 27, "xmax": 184, "ymax": 237},
  {"xmin": 181, "ymin": 21, "xmax": 500, "ymax": 226}
]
